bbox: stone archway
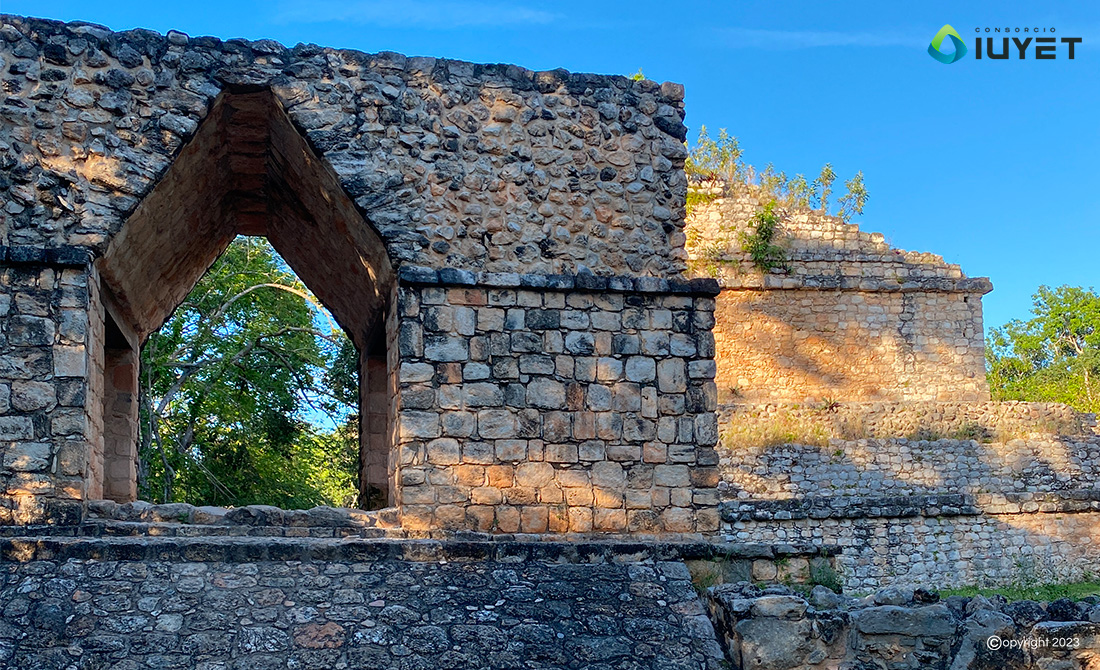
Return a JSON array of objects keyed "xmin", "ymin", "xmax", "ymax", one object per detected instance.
[{"xmin": 91, "ymin": 88, "xmax": 396, "ymax": 508}]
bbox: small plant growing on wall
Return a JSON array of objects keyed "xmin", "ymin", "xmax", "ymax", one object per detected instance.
[
  {"xmin": 739, "ymin": 200, "xmax": 788, "ymax": 272},
  {"xmin": 683, "ymin": 127, "xmax": 869, "ymax": 222}
]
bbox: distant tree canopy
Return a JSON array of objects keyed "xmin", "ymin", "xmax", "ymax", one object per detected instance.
[
  {"xmin": 987, "ymin": 285, "xmax": 1100, "ymax": 413},
  {"xmin": 139, "ymin": 237, "xmax": 360, "ymax": 509},
  {"xmin": 685, "ymin": 126, "xmax": 868, "ymax": 222}
]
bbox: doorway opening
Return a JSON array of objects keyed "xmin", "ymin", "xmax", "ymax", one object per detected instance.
[{"xmin": 89, "ymin": 89, "xmax": 396, "ymax": 511}]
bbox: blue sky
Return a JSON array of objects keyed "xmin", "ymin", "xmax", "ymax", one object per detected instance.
[{"xmin": 6, "ymin": 0, "xmax": 1098, "ymax": 331}]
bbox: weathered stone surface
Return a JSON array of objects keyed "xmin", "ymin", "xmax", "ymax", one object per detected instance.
[
  {"xmin": 0, "ymin": 14, "xmax": 726, "ymax": 534},
  {"xmin": 686, "ymin": 194, "xmax": 991, "ymax": 404},
  {"xmin": 749, "ymin": 595, "xmax": 808, "ymax": 619},
  {"xmin": 853, "ymin": 604, "xmax": 956, "ymax": 637},
  {"xmin": 225, "ymin": 505, "xmax": 285, "ymax": 526},
  {"xmin": 708, "ymin": 588, "xmax": 1100, "ymax": 670},
  {"xmin": 718, "ymin": 401, "xmax": 1100, "ymax": 592},
  {"xmin": 0, "ymin": 540, "xmax": 724, "ymax": 670}
]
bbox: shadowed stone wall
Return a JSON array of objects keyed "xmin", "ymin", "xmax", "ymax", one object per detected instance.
[
  {"xmin": 718, "ymin": 407, "xmax": 1100, "ymax": 592},
  {"xmin": 685, "ymin": 195, "xmax": 992, "ymax": 403},
  {"xmin": 0, "ymin": 537, "xmax": 726, "ymax": 669},
  {"xmin": 707, "ymin": 583, "xmax": 1100, "ymax": 670}
]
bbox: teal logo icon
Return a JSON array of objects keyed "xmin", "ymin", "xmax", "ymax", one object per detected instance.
[{"xmin": 928, "ymin": 24, "xmax": 968, "ymax": 64}]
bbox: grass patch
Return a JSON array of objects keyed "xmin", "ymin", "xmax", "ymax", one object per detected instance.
[
  {"xmin": 720, "ymin": 404, "xmax": 865, "ymax": 450},
  {"xmin": 939, "ymin": 581, "xmax": 1100, "ymax": 602},
  {"xmin": 721, "ymin": 412, "xmax": 834, "ymax": 449}
]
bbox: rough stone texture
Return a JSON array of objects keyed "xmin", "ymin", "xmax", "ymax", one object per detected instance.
[
  {"xmin": 394, "ymin": 279, "xmax": 721, "ymax": 534},
  {"xmin": 721, "ymin": 401, "xmax": 1095, "ymax": 449},
  {"xmin": 0, "ymin": 260, "xmax": 90, "ymax": 525},
  {"xmin": 0, "ymin": 537, "xmax": 725, "ymax": 669},
  {"xmin": 685, "ymin": 195, "xmax": 991, "ymax": 403},
  {"xmin": 0, "ymin": 15, "xmax": 689, "ymax": 275},
  {"xmin": 0, "ymin": 15, "xmax": 723, "ymax": 530},
  {"xmin": 717, "ymin": 407, "xmax": 1100, "ymax": 592},
  {"xmin": 706, "ymin": 583, "xmax": 1100, "ymax": 670}
]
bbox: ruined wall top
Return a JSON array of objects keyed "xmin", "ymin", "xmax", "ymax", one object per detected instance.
[
  {"xmin": 0, "ymin": 15, "xmax": 691, "ymax": 278},
  {"xmin": 685, "ymin": 193, "xmax": 993, "ymax": 294}
]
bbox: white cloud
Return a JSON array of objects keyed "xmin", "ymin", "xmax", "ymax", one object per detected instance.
[
  {"xmin": 715, "ymin": 27, "xmax": 926, "ymax": 50},
  {"xmin": 273, "ymin": 0, "xmax": 559, "ymax": 28}
]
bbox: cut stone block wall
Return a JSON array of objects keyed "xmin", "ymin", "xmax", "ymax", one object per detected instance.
[
  {"xmin": 0, "ymin": 254, "xmax": 92, "ymax": 526},
  {"xmin": 717, "ymin": 408, "xmax": 1100, "ymax": 592},
  {"xmin": 0, "ymin": 14, "xmax": 712, "ymax": 531},
  {"xmin": 711, "ymin": 288, "xmax": 988, "ymax": 402},
  {"xmin": 685, "ymin": 195, "xmax": 992, "ymax": 403},
  {"xmin": 720, "ymin": 401, "xmax": 1094, "ymax": 450},
  {"xmin": 392, "ymin": 270, "xmax": 721, "ymax": 533}
]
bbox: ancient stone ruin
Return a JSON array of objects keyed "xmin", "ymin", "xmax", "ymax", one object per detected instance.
[
  {"xmin": 2, "ymin": 14, "xmax": 1100, "ymax": 670},
  {"xmin": 686, "ymin": 195, "xmax": 991, "ymax": 404},
  {"xmin": 0, "ymin": 14, "xmax": 720, "ymax": 535}
]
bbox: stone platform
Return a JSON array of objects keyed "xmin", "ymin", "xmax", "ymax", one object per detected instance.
[{"xmin": 0, "ymin": 534, "xmax": 840, "ymax": 669}]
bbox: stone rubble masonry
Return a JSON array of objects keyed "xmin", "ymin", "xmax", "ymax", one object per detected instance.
[
  {"xmin": 0, "ymin": 14, "xmax": 723, "ymax": 531},
  {"xmin": 0, "ymin": 536, "xmax": 726, "ymax": 670},
  {"xmin": 707, "ymin": 582, "xmax": 1100, "ymax": 670},
  {"xmin": 392, "ymin": 270, "xmax": 721, "ymax": 534},
  {"xmin": 685, "ymin": 194, "xmax": 992, "ymax": 403},
  {"xmin": 0, "ymin": 15, "xmax": 690, "ymax": 277},
  {"xmin": 718, "ymin": 402, "xmax": 1100, "ymax": 592}
]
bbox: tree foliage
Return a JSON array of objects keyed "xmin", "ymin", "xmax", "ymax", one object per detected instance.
[
  {"xmin": 684, "ymin": 126, "xmax": 868, "ymax": 222},
  {"xmin": 987, "ymin": 285, "xmax": 1100, "ymax": 413},
  {"xmin": 139, "ymin": 237, "xmax": 360, "ymax": 509}
]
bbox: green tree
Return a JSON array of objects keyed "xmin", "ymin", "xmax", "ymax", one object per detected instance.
[
  {"xmin": 987, "ymin": 285, "xmax": 1100, "ymax": 412},
  {"xmin": 139, "ymin": 237, "xmax": 360, "ymax": 508}
]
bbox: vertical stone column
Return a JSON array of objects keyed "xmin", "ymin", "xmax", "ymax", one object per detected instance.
[
  {"xmin": 101, "ymin": 346, "xmax": 138, "ymax": 502},
  {"xmin": 359, "ymin": 352, "xmax": 391, "ymax": 509},
  {"xmin": 0, "ymin": 248, "xmax": 94, "ymax": 525}
]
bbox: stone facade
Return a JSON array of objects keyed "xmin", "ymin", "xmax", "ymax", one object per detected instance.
[
  {"xmin": 685, "ymin": 194, "xmax": 992, "ymax": 403},
  {"xmin": 719, "ymin": 401, "xmax": 1094, "ymax": 447},
  {"xmin": 0, "ymin": 15, "xmax": 689, "ymax": 274},
  {"xmin": 4, "ymin": 12, "xmax": 1100, "ymax": 670},
  {"xmin": 0, "ymin": 536, "xmax": 726, "ymax": 669},
  {"xmin": 0, "ymin": 253, "xmax": 92, "ymax": 526},
  {"xmin": 707, "ymin": 582, "xmax": 1100, "ymax": 670},
  {"xmin": 0, "ymin": 14, "xmax": 722, "ymax": 532},
  {"xmin": 392, "ymin": 272, "xmax": 720, "ymax": 533},
  {"xmin": 718, "ymin": 405, "xmax": 1100, "ymax": 592}
]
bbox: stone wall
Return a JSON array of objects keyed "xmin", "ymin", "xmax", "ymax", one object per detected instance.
[
  {"xmin": 0, "ymin": 14, "xmax": 726, "ymax": 531},
  {"xmin": 707, "ymin": 582, "xmax": 1100, "ymax": 670},
  {"xmin": 720, "ymin": 400, "xmax": 1095, "ymax": 450},
  {"xmin": 717, "ymin": 405, "xmax": 1100, "ymax": 592},
  {"xmin": 392, "ymin": 269, "xmax": 721, "ymax": 534},
  {"xmin": 0, "ymin": 251, "xmax": 92, "ymax": 526},
  {"xmin": 0, "ymin": 15, "xmax": 689, "ymax": 277},
  {"xmin": 0, "ymin": 536, "xmax": 726, "ymax": 669},
  {"xmin": 685, "ymin": 194, "xmax": 991, "ymax": 403}
]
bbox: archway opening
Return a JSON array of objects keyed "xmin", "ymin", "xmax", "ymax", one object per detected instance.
[{"xmin": 89, "ymin": 89, "xmax": 395, "ymax": 510}]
